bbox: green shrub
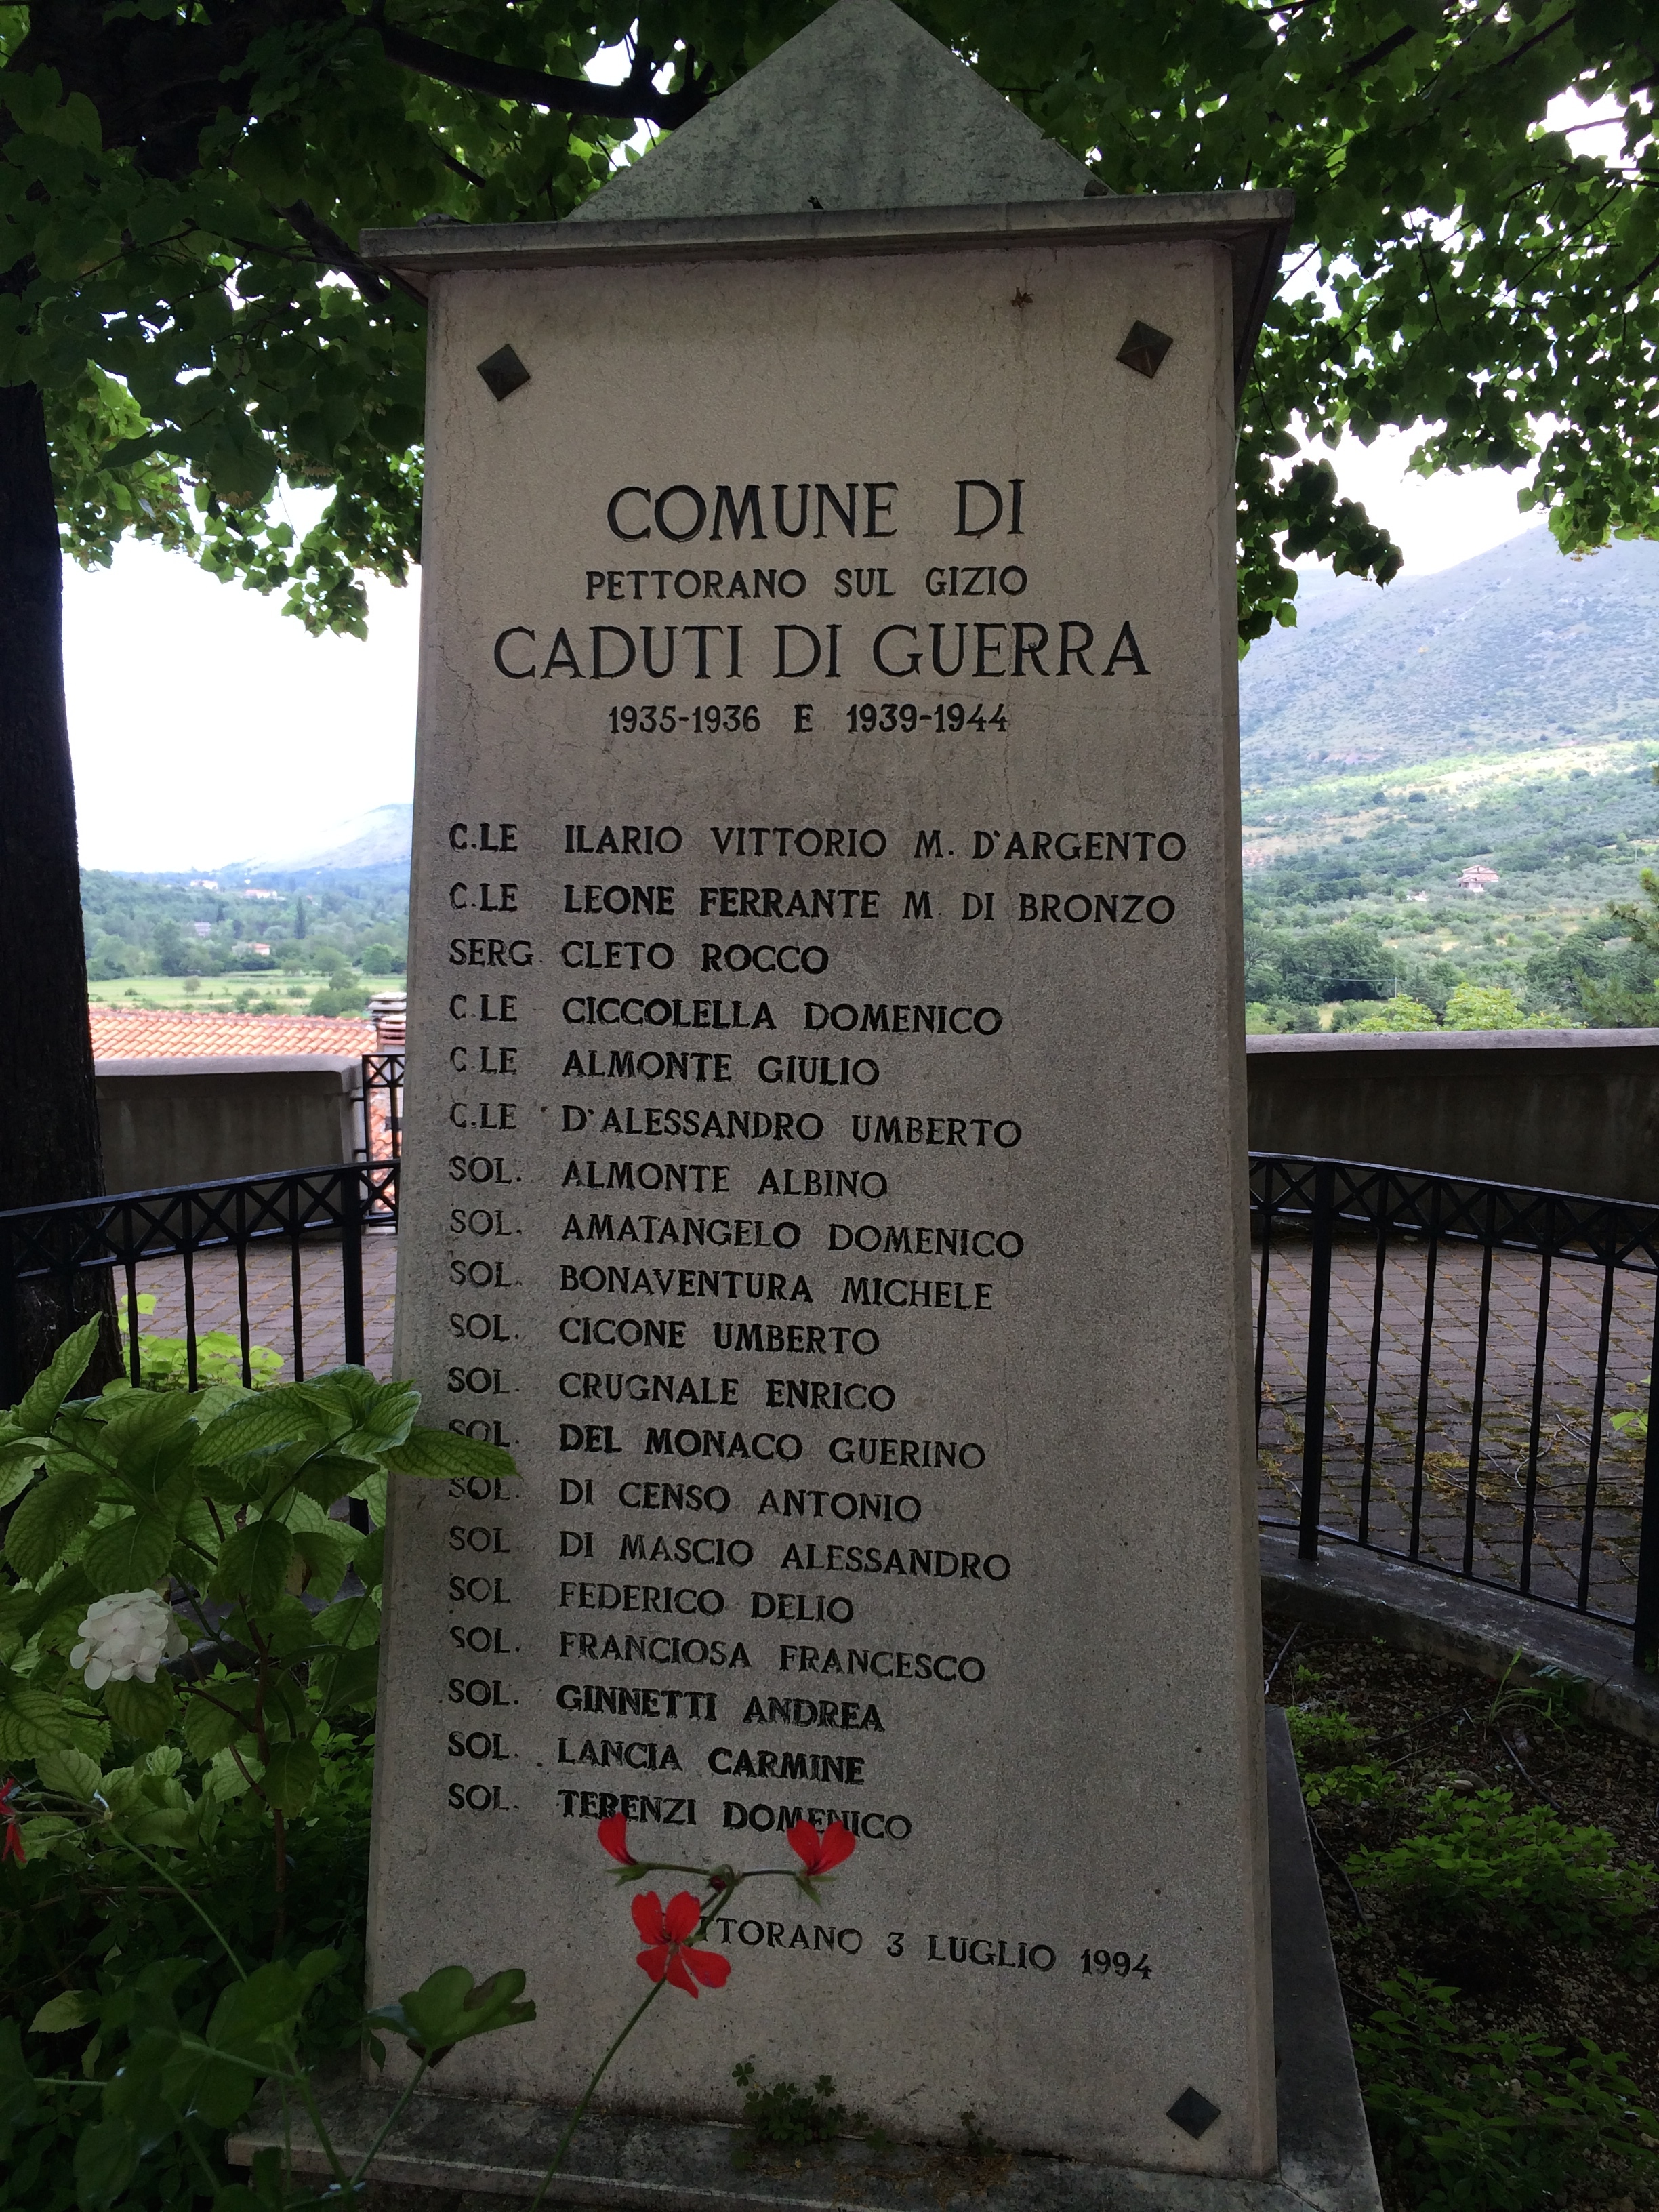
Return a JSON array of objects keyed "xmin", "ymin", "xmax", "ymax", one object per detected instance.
[
  {"xmin": 731, "ymin": 2062, "xmax": 848, "ymax": 2170},
  {"xmin": 1, "ymin": 1727, "xmax": 374, "ymax": 2212},
  {"xmin": 1349, "ymin": 1787, "xmax": 1656, "ymax": 1942},
  {"xmin": 1286, "ymin": 1706, "xmax": 1369, "ymax": 1767},
  {"xmin": 0, "ymin": 1322, "xmax": 518, "ymax": 2207},
  {"xmin": 115, "ymin": 1292, "xmax": 283, "ymax": 1391},
  {"xmin": 307, "ymin": 983, "xmax": 365, "ymax": 1017},
  {"xmin": 1355, "ymin": 1973, "xmax": 1659, "ymax": 2211},
  {"xmin": 1348, "ymin": 993, "xmax": 1441, "ymax": 1031},
  {"xmin": 1286, "ymin": 1706, "xmax": 1403, "ymax": 1810}
]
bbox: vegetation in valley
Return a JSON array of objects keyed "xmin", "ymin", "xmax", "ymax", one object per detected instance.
[
  {"xmin": 1237, "ymin": 539, "xmax": 1659, "ymax": 1030},
  {"xmin": 80, "ymin": 870, "xmax": 407, "ymax": 1017}
]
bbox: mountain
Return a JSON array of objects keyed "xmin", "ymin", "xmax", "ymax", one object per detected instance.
[
  {"xmin": 1240, "ymin": 529, "xmax": 1659, "ymax": 783},
  {"xmin": 219, "ymin": 804, "xmax": 412, "ymax": 883}
]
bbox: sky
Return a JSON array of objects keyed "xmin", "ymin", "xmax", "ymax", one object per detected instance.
[{"xmin": 63, "ymin": 436, "xmax": 1546, "ymax": 875}]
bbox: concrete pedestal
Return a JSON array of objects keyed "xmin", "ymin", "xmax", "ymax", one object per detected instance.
[{"xmin": 229, "ymin": 1712, "xmax": 1378, "ymax": 2212}]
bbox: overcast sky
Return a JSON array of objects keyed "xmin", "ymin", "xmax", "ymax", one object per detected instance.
[{"xmin": 63, "ymin": 432, "xmax": 1543, "ymax": 874}]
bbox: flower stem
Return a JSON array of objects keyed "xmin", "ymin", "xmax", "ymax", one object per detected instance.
[
  {"xmin": 117, "ymin": 1833, "xmax": 248, "ymax": 1980},
  {"xmin": 295, "ymin": 2067, "xmax": 352, "ymax": 2192},
  {"xmin": 347, "ymin": 2054, "xmax": 431, "ymax": 2187},
  {"xmin": 525, "ymin": 1872, "xmax": 750, "ymax": 2212},
  {"xmin": 527, "ymin": 1982, "xmax": 665, "ymax": 2212}
]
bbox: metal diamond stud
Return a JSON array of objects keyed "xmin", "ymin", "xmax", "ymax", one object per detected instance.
[
  {"xmin": 476, "ymin": 344, "xmax": 531, "ymax": 402},
  {"xmin": 1116, "ymin": 321, "xmax": 1174, "ymax": 378},
  {"xmin": 1166, "ymin": 2087, "xmax": 1221, "ymax": 2139}
]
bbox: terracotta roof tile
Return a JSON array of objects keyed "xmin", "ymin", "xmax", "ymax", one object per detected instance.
[{"xmin": 91, "ymin": 1010, "xmax": 377, "ymax": 1059}]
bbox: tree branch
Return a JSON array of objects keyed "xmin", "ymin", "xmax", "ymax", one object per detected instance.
[
  {"xmin": 278, "ymin": 198, "xmax": 424, "ymax": 304},
  {"xmin": 433, "ymin": 140, "xmax": 489, "ymax": 191},
  {"xmin": 375, "ymin": 23, "xmax": 710, "ymax": 129},
  {"xmin": 1341, "ymin": 24, "xmax": 1418, "ymax": 81},
  {"xmin": 1439, "ymin": 7, "xmax": 1576, "ymax": 104}
]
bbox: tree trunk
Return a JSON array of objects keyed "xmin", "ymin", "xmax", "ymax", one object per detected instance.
[{"xmin": 0, "ymin": 378, "xmax": 118, "ymax": 1398}]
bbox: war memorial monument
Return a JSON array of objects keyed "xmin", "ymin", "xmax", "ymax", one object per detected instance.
[{"xmin": 259, "ymin": 5, "xmax": 1380, "ymax": 2205}]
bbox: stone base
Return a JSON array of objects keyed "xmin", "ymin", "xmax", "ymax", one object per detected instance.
[
  {"xmin": 228, "ymin": 1710, "xmax": 1378, "ymax": 2212},
  {"xmin": 1261, "ymin": 1530, "xmax": 1659, "ymax": 1746}
]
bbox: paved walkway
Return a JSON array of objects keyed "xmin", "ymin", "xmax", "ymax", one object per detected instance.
[
  {"xmin": 133, "ymin": 1229, "xmax": 400, "ymax": 1385},
  {"xmin": 134, "ymin": 1231, "xmax": 1652, "ymax": 1621},
  {"xmin": 1256, "ymin": 1235, "xmax": 1652, "ymax": 1620}
]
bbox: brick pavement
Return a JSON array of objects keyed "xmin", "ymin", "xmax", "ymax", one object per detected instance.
[
  {"xmin": 132, "ymin": 1228, "xmax": 399, "ymax": 1383},
  {"xmin": 1256, "ymin": 1233, "xmax": 1652, "ymax": 1619},
  {"xmin": 133, "ymin": 1230, "xmax": 1651, "ymax": 1620}
]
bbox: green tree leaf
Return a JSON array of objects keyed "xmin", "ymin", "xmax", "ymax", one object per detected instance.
[
  {"xmin": 30, "ymin": 1989, "xmax": 98, "ymax": 2033},
  {"xmin": 167, "ymin": 1950, "xmax": 342, "ymax": 2123},
  {"xmin": 209, "ymin": 1518, "xmax": 294, "ymax": 1610},
  {"xmin": 365, "ymin": 1965, "xmax": 535, "ymax": 2064},
  {"xmin": 181, "ymin": 1685, "xmax": 256, "ymax": 1762},
  {"xmin": 353, "ymin": 1525, "xmax": 386, "ymax": 1591},
  {"xmin": 102, "ymin": 1673, "xmax": 176, "ymax": 1745},
  {"xmin": 311, "ymin": 1643, "xmax": 381, "ymax": 1716},
  {"xmin": 291, "ymin": 1525, "xmax": 354, "ymax": 1601},
  {"xmin": 383, "ymin": 1427, "xmax": 515, "ymax": 1483},
  {"xmin": 14, "ymin": 1319, "xmax": 101, "ymax": 1433},
  {"xmin": 34, "ymin": 1746, "xmax": 102, "ymax": 1800},
  {"xmin": 0, "ymin": 2018, "xmax": 40, "ymax": 2157},
  {"xmin": 0, "ymin": 1685, "xmax": 76, "ymax": 1759},
  {"xmin": 81, "ymin": 1508, "xmax": 177, "ymax": 1596},
  {"xmin": 5, "ymin": 1465, "xmax": 101, "ymax": 1578},
  {"xmin": 312, "ymin": 1593, "xmax": 380, "ymax": 1648},
  {"xmin": 0, "ymin": 1437, "xmax": 48, "ymax": 1514},
  {"xmin": 192, "ymin": 1392, "xmax": 325, "ymax": 1467},
  {"xmin": 304, "ymin": 1371, "xmax": 420, "ymax": 1454},
  {"xmin": 260, "ymin": 1738, "xmax": 320, "ymax": 1816},
  {"xmin": 98, "ymin": 1389, "xmax": 201, "ymax": 1495},
  {"xmin": 73, "ymin": 2117, "xmax": 142, "ymax": 2212}
]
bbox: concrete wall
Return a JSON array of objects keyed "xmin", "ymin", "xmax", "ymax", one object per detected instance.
[
  {"xmin": 96, "ymin": 1056, "xmax": 363, "ymax": 1193},
  {"xmin": 1247, "ymin": 1029, "xmax": 1659, "ymax": 1203},
  {"xmin": 96, "ymin": 1034, "xmax": 1659, "ymax": 1204}
]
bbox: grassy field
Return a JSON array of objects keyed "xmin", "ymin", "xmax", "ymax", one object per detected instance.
[{"xmin": 88, "ymin": 971, "xmax": 406, "ymax": 1015}]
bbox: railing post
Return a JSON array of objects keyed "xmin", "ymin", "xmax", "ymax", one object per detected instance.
[
  {"xmin": 0, "ymin": 1219, "xmax": 16, "ymax": 1406},
  {"xmin": 341, "ymin": 1168, "xmax": 366, "ymax": 1368},
  {"xmin": 1298, "ymin": 1160, "xmax": 1336, "ymax": 1563},
  {"xmin": 1631, "ymin": 1290, "xmax": 1659, "ymax": 1672}
]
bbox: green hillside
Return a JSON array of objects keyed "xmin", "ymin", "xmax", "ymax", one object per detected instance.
[{"xmin": 1236, "ymin": 531, "xmax": 1659, "ymax": 1027}]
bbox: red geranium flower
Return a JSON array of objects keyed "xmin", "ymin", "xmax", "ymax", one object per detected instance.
[
  {"xmin": 0, "ymin": 1776, "xmax": 24, "ymax": 1868},
  {"xmin": 598, "ymin": 1814, "xmax": 637, "ymax": 1866},
  {"xmin": 631, "ymin": 1890, "xmax": 731, "ymax": 1996},
  {"xmin": 787, "ymin": 1818, "xmax": 855, "ymax": 1878}
]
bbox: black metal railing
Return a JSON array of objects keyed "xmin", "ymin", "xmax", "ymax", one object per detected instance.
[
  {"xmin": 5, "ymin": 1134, "xmax": 1656, "ymax": 1670},
  {"xmin": 0, "ymin": 1162, "xmax": 398, "ymax": 1401},
  {"xmin": 359, "ymin": 1052, "xmax": 404, "ymax": 1168},
  {"xmin": 1253, "ymin": 1155, "xmax": 1659, "ymax": 1668}
]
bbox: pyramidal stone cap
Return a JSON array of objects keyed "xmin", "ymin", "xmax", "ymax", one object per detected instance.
[
  {"xmin": 362, "ymin": 0, "xmax": 1292, "ymax": 394},
  {"xmin": 565, "ymin": 0, "xmax": 1099, "ymax": 222}
]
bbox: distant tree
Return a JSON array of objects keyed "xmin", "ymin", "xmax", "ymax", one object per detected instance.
[
  {"xmin": 1278, "ymin": 922, "xmax": 1401, "ymax": 1004},
  {"xmin": 1574, "ymin": 870, "xmax": 1659, "ymax": 1025},
  {"xmin": 1443, "ymin": 981, "xmax": 1576, "ymax": 1030},
  {"xmin": 1349, "ymin": 994, "xmax": 1441, "ymax": 1032},
  {"xmin": 3, "ymin": 1, "xmax": 1656, "ymax": 1371},
  {"xmin": 149, "ymin": 917, "xmax": 187, "ymax": 976}
]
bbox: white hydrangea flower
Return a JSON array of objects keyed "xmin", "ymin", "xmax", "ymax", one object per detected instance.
[{"xmin": 70, "ymin": 1591, "xmax": 188, "ymax": 1691}]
